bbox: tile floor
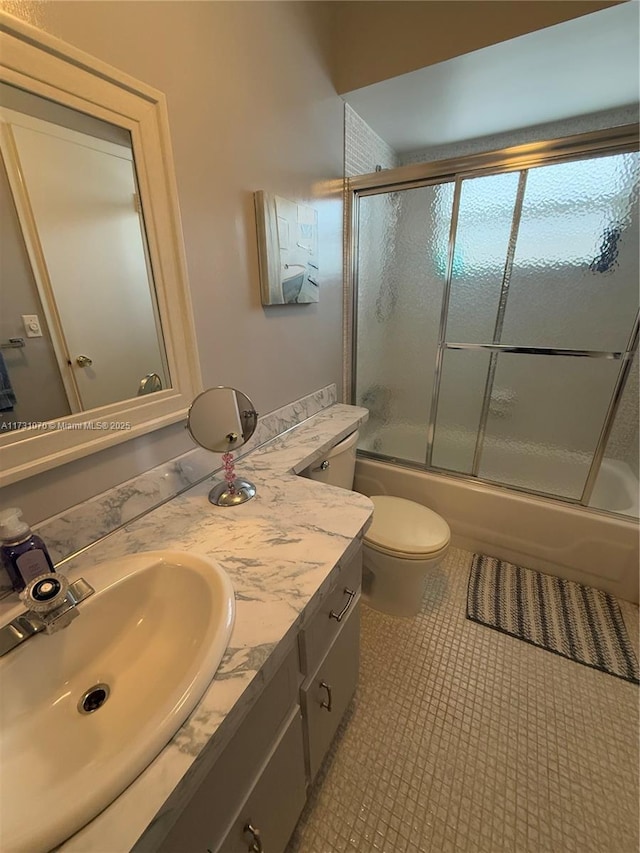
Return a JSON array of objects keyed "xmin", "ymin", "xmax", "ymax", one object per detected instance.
[{"xmin": 288, "ymin": 548, "xmax": 639, "ymax": 853}]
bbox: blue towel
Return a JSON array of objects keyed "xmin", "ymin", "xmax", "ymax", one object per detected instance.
[{"xmin": 0, "ymin": 352, "xmax": 16, "ymax": 412}]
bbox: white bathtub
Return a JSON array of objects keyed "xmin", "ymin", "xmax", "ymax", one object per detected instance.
[
  {"xmin": 355, "ymin": 429, "xmax": 639, "ymax": 604},
  {"xmin": 360, "ymin": 424, "xmax": 639, "ymax": 517},
  {"xmin": 590, "ymin": 458, "xmax": 640, "ymax": 517}
]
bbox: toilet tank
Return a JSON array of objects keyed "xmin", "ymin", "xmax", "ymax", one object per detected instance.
[{"xmin": 302, "ymin": 430, "xmax": 359, "ymax": 490}]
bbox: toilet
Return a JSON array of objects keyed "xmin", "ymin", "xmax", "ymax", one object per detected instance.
[{"xmin": 302, "ymin": 430, "xmax": 451, "ymax": 617}]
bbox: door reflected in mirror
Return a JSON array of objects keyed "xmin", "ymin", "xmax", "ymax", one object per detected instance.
[{"xmin": 0, "ymin": 82, "xmax": 170, "ymax": 432}]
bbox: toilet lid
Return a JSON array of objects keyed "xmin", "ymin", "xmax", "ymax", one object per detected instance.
[{"xmin": 365, "ymin": 495, "xmax": 450, "ymax": 557}]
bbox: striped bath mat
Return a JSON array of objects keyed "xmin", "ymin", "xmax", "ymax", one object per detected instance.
[{"xmin": 467, "ymin": 554, "xmax": 639, "ymax": 684}]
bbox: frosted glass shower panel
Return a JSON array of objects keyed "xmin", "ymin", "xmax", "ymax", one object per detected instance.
[
  {"xmin": 354, "ymin": 183, "xmax": 454, "ymax": 464},
  {"xmin": 502, "ymin": 152, "xmax": 640, "ymax": 351},
  {"xmin": 589, "ymin": 350, "xmax": 639, "ymax": 517},
  {"xmin": 446, "ymin": 172, "xmax": 520, "ymax": 343},
  {"xmin": 354, "ymin": 192, "xmax": 397, "ymax": 450},
  {"xmin": 431, "ymin": 349, "xmax": 491, "ymax": 473},
  {"xmin": 478, "ymin": 354, "xmax": 620, "ymax": 498}
]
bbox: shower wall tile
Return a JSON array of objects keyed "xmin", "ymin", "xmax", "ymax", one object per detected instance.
[
  {"xmin": 0, "ymin": 384, "xmax": 337, "ymax": 594},
  {"xmin": 343, "ymin": 104, "xmax": 398, "ymax": 398},
  {"xmin": 344, "ymin": 104, "xmax": 398, "ymax": 178}
]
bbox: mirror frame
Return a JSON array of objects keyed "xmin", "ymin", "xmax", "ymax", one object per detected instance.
[{"xmin": 0, "ymin": 12, "xmax": 202, "ymax": 486}]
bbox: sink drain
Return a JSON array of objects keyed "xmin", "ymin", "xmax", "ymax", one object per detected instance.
[{"xmin": 78, "ymin": 683, "xmax": 110, "ymax": 715}]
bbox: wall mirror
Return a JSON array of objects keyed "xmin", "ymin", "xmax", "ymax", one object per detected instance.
[
  {"xmin": 1, "ymin": 84, "xmax": 170, "ymax": 420},
  {"xmin": 0, "ymin": 12, "xmax": 201, "ymax": 486},
  {"xmin": 187, "ymin": 387, "xmax": 259, "ymax": 506}
]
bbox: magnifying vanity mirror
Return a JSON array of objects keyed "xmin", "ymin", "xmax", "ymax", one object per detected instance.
[
  {"xmin": 0, "ymin": 13, "xmax": 201, "ymax": 486},
  {"xmin": 187, "ymin": 387, "xmax": 259, "ymax": 506}
]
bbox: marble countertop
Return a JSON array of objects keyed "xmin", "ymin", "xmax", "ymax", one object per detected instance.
[{"xmin": 53, "ymin": 403, "xmax": 372, "ymax": 852}]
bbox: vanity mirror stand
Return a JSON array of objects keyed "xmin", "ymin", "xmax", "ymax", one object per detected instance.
[{"xmin": 187, "ymin": 387, "xmax": 259, "ymax": 506}]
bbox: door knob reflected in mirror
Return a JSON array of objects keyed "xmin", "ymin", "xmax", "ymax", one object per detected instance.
[{"xmin": 75, "ymin": 355, "xmax": 93, "ymax": 367}]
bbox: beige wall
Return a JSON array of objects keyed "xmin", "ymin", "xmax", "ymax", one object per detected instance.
[
  {"xmin": 1, "ymin": 1, "xmax": 344, "ymax": 522},
  {"xmin": 329, "ymin": 0, "xmax": 622, "ymax": 93}
]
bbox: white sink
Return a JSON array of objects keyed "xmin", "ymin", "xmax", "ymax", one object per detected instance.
[
  {"xmin": 281, "ymin": 263, "xmax": 306, "ymax": 281},
  {"xmin": 0, "ymin": 550, "xmax": 235, "ymax": 853}
]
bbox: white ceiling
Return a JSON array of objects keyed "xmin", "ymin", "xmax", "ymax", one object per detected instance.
[{"xmin": 343, "ymin": 3, "xmax": 640, "ymax": 153}]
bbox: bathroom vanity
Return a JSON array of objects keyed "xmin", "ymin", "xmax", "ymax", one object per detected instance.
[
  {"xmin": 152, "ymin": 551, "xmax": 362, "ymax": 853},
  {"xmin": 47, "ymin": 402, "xmax": 372, "ymax": 853}
]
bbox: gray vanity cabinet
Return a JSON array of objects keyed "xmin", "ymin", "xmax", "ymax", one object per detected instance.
[
  {"xmin": 217, "ymin": 709, "xmax": 306, "ymax": 852},
  {"xmin": 153, "ymin": 645, "xmax": 305, "ymax": 853},
  {"xmin": 300, "ymin": 598, "xmax": 360, "ymax": 781},
  {"xmin": 298, "ymin": 550, "xmax": 362, "ymax": 673},
  {"xmin": 298, "ymin": 549, "xmax": 362, "ymax": 782}
]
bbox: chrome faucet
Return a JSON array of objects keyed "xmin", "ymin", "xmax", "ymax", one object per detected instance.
[{"xmin": 0, "ymin": 572, "xmax": 94, "ymax": 657}]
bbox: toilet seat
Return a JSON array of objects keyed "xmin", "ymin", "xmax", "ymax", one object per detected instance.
[{"xmin": 364, "ymin": 495, "xmax": 450, "ymax": 560}]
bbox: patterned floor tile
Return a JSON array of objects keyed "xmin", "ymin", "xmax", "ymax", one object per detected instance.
[{"xmin": 288, "ymin": 548, "xmax": 639, "ymax": 853}]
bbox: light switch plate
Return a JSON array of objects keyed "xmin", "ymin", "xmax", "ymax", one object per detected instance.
[{"xmin": 22, "ymin": 314, "xmax": 43, "ymax": 337}]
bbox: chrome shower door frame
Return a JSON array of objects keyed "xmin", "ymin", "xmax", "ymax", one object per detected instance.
[{"xmin": 347, "ymin": 124, "xmax": 640, "ymax": 512}]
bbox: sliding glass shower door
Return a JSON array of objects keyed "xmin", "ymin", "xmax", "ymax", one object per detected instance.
[
  {"xmin": 352, "ymin": 141, "xmax": 639, "ymax": 516},
  {"xmin": 355, "ymin": 183, "xmax": 453, "ymax": 465}
]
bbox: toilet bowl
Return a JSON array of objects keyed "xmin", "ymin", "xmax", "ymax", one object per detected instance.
[
  {"xmin": 362, "ymin": 495, "xmax": 450, "ymax": 616},
  {"xmin": 303, "ymin": 430, "xmax": 451, "ymax": 617}
]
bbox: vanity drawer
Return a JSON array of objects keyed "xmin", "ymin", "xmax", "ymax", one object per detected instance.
[
  {"xmin": 298, "ymin": 548, "xmax": 361, "ymax": 676},
  {"xmin": 156, "ymin": 643, "xmax": 299, "ymax": 853},
  {"xmin": 301, "ymin": 598, "xmax": 360, "ymax": 781},
  {"xmin": 216, "ymin": 708, "xmax": 306, "ymax": 853}
]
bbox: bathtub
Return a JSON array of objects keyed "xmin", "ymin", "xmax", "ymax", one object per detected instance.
[
  {"xmin": 360, "ymin": 424, "xmax": 639, "ymax": 517},
  {"xmin": 590, "ymin": 458, "xmax": 640, "ymax": 517},
  {"xmin": 355, "ymin": 428, "xmax": 639, "ymax": 604}
]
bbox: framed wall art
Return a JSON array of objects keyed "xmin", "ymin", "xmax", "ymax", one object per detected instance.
[{"xmin": 254, "ymin": 190, "xmax": 319, "ymax": 305}]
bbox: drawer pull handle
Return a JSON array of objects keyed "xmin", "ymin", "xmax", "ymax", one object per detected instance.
[
  {"xmin": 320, "ymin": 680, "xmax": 333, "ymax": 712},
  {"xmin": 244, "ymin": 822, "xmax": 263, "ymax": 852},
  {"xmin": 330, "ymin": 587, "xmax": 356, "ymax": 622}
]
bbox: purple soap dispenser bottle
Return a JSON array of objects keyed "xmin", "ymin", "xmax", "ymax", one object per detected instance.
[{"xmin": 0, "ymin": 507, "xmax": 55, "ymax": 592}]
